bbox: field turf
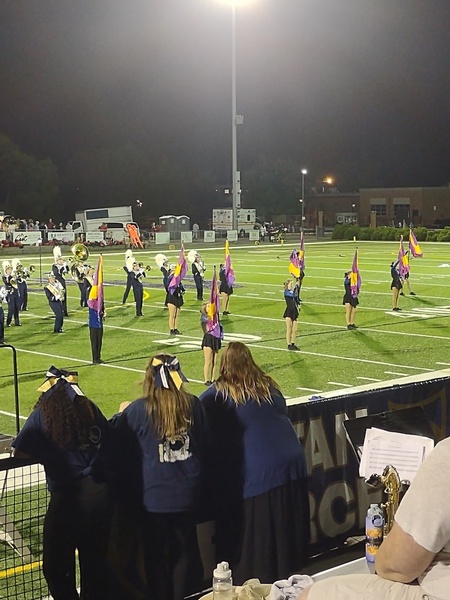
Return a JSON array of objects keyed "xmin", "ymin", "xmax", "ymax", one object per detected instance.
[{"xmin": 0, "ymin": 239, "xmax": 449, "ymax": 434}]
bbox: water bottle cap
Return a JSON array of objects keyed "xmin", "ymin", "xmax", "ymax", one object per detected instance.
[{"xmin": 214, "ymin": 561, "xmax": 232, "ymax": 579}]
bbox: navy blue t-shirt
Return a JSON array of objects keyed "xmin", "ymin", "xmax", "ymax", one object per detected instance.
[
  {"xmin": 110, "ymin": 396, "xmax": 209, "ymax": 513},
  {"xmin": 199, "ymin": 387, "xmax": 307, "ymax": 501},
  {"xmin": 12, "ymin": 402, "xmax": 110, "ymax": 492}
]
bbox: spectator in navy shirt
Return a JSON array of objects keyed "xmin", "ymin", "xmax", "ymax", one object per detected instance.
[
  {"xmin": 199, "ymin": 341, "xmax": 310, "ymax": 584},
  {"xmin": 12, "ymin": 367, "xmax": 113, "ymax": 600},
  {"xmin": 111, "ymin": 354, "xmax": 209, "ymax": 600}
]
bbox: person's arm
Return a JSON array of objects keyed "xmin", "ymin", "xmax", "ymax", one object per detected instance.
[{"xmin": 375, "ymin": 521, "xmax": 435, "ymax": 583}]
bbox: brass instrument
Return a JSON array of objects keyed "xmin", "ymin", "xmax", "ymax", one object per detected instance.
[
  {"xmin": 138, "ymin": 262, "xmax": 152, "ymax": 272},
  {"xmin": 366, "ymin": 464, "xmax": 406, "ymax": 535},
  {"xmin": 69, "ymin": 243, "xmax": 90, "ymax": 283},
  {"xmin": 11, "ymin": 259, "xmax": 35, "ymax": 279}
]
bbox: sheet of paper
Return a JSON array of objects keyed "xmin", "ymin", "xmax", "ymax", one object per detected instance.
[{"xmin": 359, "ymin": 427, "xmax": 434, "ymax": 482}]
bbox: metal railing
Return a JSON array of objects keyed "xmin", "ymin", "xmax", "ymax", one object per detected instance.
[{"xmin": 0, "ymin": 454, "xmax": 49, "ymax": 600}]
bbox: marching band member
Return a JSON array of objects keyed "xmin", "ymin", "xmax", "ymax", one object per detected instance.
[
  {"xmin": 131, "ymin": 261, "xmax": 146, "ymax": 317},
  {"xmin": 0, "ymin": 286, "xmax": 7, "ymax": 343},
  {"xmin": 73, "ymin": 263, "xmax": 88, "ymax": 307},
  {"xmin": 155, "ymin": 253, "xmax": 171, "ymax": 307},
  {"xmin": 189, "ymin": 250, "xmax": 206, "ymax": 301},
  {"xmin": 12, "ymin": 259, "xmax": 31, "ymax": 311},
  {"xmin": 52, "ymin": 247, "xmax": 70, "ymax": 317},
  {"xmin": 83, "ymin": 266, "xmax": 95, "ymax": 307},
  {"xmin": 2, "ymin": 261, "xmax": 21, "ymax": 327},
  {"xmin": 122, "ymin": 249, "xmax": 134, "ymax": 304},
  {"xmin": 44, "ymin": 273, "xmax": 65, "ymax": 333}
]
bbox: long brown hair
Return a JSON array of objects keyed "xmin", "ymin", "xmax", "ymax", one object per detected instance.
[
  {"xmin": 215, "ymin": 342, "xmax": 280, "ymax": 405},
  {"xmin": 143, "ymin": 353, "xmax": 195, "ymax": 439},
  {"xmin": 35, "ymin": 386, "xmax": 96, "ymax": 450}
]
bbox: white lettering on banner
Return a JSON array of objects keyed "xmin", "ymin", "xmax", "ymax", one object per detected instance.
[
  {"xmin": 181, "ymin": 231, "xmax": 192, "ymax": 243},
  {"xmin": 49, "ymin": 231, "xmax": 75, "ymax": 243},
  {"xmin": 304, "ymin": 417, "xmax": 334, "ymax": 474},
  {"xmin": 85, "ymin": 231, "xmax": 104, "ymax": 242},
  {"xmin": 13, "ymin": 232, "xmax": 42, "ymax": 245},
  {"xmin": 319, "ymin": 482, "xmax": 355, "ymax": 535}
]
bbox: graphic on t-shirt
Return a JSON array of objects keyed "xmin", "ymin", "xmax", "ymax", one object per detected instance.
[{"xmin": 158, "ymin": 430, "xmax": 192, "ymax": 463}]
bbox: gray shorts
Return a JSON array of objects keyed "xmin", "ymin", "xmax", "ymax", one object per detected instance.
[{"xmin": 306, "ymin": 574, "xmax": 428, "ymax": 600}]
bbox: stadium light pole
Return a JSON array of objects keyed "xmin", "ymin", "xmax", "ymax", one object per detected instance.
[
  {"xmin": 219, "ymin": 1, "xmax": 250, "ymax": 231},
  {"xmin": 301, "ymin": 169, "xmax": 308, "ymax": 231}
]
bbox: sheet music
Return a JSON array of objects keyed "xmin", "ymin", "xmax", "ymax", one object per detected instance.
[{"xmin": 359, "ymin": 427, "xmax": 434, "ymax": 482}]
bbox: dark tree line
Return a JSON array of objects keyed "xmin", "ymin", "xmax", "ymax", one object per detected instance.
[{"xmin": 0, "ymin": 133, "xmax": 306, "ymax": 227}]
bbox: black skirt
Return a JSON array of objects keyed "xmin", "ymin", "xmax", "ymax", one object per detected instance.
[
  {"xmin": 215, "ymin": 479, "xmax": 310, "ymax": 585},
  {"xmin": 219, "ymin": 283, "xmax": 233, "ymax": 295},
  {"xmin": 342, "ymin": 293, "xmax": 359, "ymax": 308},
  {"xmin": 202, "ymin": 333, "xmax": 221, "ymax": 352},
  {"xmin": 283, "ymin": 306, "xmax": 299, "ymax": 320},
  {"xmin": 167, "ymin": 293, "xmax": 184, "ymax": 308}
]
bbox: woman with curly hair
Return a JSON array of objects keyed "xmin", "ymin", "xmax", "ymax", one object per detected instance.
[
  {"xmin": 199, "ymin": 342, "xmax": 309, "ymax": 584},
  {"xmin": 112, "ymin": 353, "xmax": 209, "ymax": 600},
  {"xmin": 12, "ymin": 366, "xmax": 113, "ymax": 600}
]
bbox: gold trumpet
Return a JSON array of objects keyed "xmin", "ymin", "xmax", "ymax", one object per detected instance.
[{"xmin": 138, "ymin": 262, "xmax": 152, "ymax": 272}]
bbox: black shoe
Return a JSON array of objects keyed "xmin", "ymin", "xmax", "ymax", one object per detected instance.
[
  {"xmin": 223, "ymin": 311, "xmax": 230, "ymax": 316},
  {"xmin": 136, "ymin": 313, "xmax": 144, "ymax": 316},
  {"xmin": 15, "ymin": 323, "xmax": 22, "ymax": 327},
  {"xmin": 173, "ymin": 329, "xmax": 181, "ymax": 335},
  {"xmin": 204, "ymin": 380, "xmax": 212, "ymax": 386},
  {"xmin": 392, "ymin": 307, "xmax": 402, "ymax": 311},
  {"xmin": 288, "ymin": 344, "xmax": 300, "ymax": 351},
  {"xmin": 399, "ymin": 292, "xmax": 405, "ymax": 296},
  {"xmin": 93, "ymin": 359, "xmax": 105, "ymax": 364},
  {"xmin": 170, "ymin": 330, "xmax": 175, "ymax": 335},
  {"xmin": 410, "ymin": 292, "xmax": 416, "ymax": 296}
]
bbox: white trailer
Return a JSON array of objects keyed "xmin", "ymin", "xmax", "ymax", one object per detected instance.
[{"xmin": 212, "ymin": 208, "xmax": 257, "ymax": 232}]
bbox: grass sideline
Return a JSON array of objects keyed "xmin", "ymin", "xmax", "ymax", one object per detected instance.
[{"xmin": 0, "ymin": 239, "xmax": 449, "ymax": 434}]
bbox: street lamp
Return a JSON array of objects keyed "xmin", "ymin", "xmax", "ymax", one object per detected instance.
[{"xmin": 301, "ymin": 169, "xmax": 307, "ymax": 231}]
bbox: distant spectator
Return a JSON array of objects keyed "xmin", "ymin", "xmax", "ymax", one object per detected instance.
[
  {"xmin": 34, "ymin": 221, "xmax": 40, "ymax": 231},
  {"xmin": 98, "ymin": 223, "xmax": 108, "ymax": 232},
  {"xmin": 47, "ymin": 219, "xmax": 56, "ymax": 230},
  {"xmin": 65, "ymin": 222, "xmax": 73, "ymax": 231},
  {"xmin": 58, "ymin": 222, "xmax": 63, "ymax": 229},
  {"xmin": 192, "ymin": 222, "xmax": 199, "ymax": 241}
]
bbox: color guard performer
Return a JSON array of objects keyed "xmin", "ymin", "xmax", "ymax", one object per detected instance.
[
  {"xmin": 52, "ymin": 247, "xmax": 70, "ymax": 317},
  {"xmin": 44, "ymin": 273, "xmax": 65, "ymax": 333},
  {"xmin": 219, "ymin": 264, "xmax": 233, "ymax": 315},
  {"xmin": 283, "ymin": 279, "xmax": 300, "ymax": 350},
  {"xmin": 2, "ymin": 261, "xmax": 21, "ymax": 327},
  {"xmin": 131, "ymin": 262, "xmax": 146, "ymax": 316}
]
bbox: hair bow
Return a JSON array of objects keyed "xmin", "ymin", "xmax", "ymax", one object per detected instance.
[
  {"xmin": 151, "ymin": 356, "xmax": 187, "ymax": 390},
  {"xmin": 37, "ymin": 366, "xmax": 84, "ymax": 401}
]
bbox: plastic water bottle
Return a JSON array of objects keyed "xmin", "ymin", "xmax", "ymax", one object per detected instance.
[
  {"xmin": 365, "ymin": 504, "xmax": 384, "ymax": 562},
  {"xmin": 213, "ymin": 561, "xmax": 233, "ymax": 600}
]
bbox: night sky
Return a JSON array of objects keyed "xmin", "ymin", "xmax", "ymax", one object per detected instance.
[{"xmin": 1, "ymin": 0, "xmax": 449, "ymax": 192}]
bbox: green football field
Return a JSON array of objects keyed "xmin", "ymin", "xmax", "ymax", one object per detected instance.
[{"xmin": 1, "ymin": 239, "xmax": 449, "ymax": 434}]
